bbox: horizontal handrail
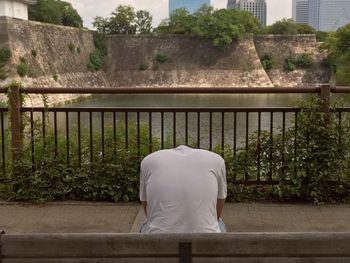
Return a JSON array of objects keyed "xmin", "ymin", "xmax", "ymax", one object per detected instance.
[
  {"xmin": 0, "ymin": 86, "xmax": 348, "ymax": 94},
  {"xmin": 17, "ymin": 107, "xmax": 350, "ymax": 113},
  {"xmin": 21, "ymin": 107, "xmax": 302, "ymax": 112},
  {"xmin": 0, "ymin": 86, "xmax": 329, "ymax": 94}
]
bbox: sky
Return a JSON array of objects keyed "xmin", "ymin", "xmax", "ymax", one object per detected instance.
[{"xmin": 66, "ymin": 0, "xmax": 293, "ymax": 30}]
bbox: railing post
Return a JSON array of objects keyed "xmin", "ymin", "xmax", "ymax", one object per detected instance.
[
  {"xmin": 320, "ymin": 84, "xmax": 331, "ymax": 117},
  {"xmin": 9, "ymin": 83, "xmax": 23, "ymax": 161}
]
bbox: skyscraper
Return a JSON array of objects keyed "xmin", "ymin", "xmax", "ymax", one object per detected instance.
[
  {"xmin": 227, "ymin": 0, "xmax": 267, "ymax": 26},
  {"xmin": 292, "ymin": 0, "xmax": 309, "ymax": 24},
  {"xmin": 227, "ymin": 0, "xmax": 237, "ymax": 9},
  {"xmin": 308, "ymin": 0, "xmax": 350, "ymax": 31},
  {"xmin": 169, "ymin": 0, "xmax": 211, "ymax": 15}
]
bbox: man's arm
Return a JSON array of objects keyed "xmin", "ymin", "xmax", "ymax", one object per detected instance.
[
  {"xmin": 141, "ymin": 201, "xmax": 147, "ymax": 216},
  {"xmin": 217, "ymin": 199, "xmax": 225, "ymax": 220}
]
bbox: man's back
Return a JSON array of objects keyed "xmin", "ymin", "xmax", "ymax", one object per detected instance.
[{"xmin": 140, "ymin": 145, "xmax": 227, "ymax": 233}]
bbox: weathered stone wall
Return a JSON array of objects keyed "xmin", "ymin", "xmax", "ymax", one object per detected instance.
[
  {"xmin": 0, "ymin": 18, "xmax": 330, "ymax": 106},
  {"xmin": 0, "ymin": 17, "xmax": 108, "ymax": 106},
  {"xmin": 105, "ymin": 35, "xmax": 273, "ymax": 87},
  {"xmin": 254, "ymin": 34, "xmax": 330, "ymax": 86},
  {"xmin": 0, "ymin": 16, "xmax": 9, "ymax": 48}
]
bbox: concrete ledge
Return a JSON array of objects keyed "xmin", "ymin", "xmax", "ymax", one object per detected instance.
[
  {"xmin": 130, "ymin": 207, "xmax": 145, "ymax": 233},
  {"xmin": 1, "ymin": 233, "xmax": 350, "ymax": 260}
]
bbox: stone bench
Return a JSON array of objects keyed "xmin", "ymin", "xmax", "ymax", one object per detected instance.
[{"xmin": 1, "ymin": 231, "xmax": 350, "ymax": 262}]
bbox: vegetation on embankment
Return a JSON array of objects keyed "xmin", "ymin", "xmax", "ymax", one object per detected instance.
[{"xmin": 321, "ymin": 24, "xmax": 350, "ymax": 86}]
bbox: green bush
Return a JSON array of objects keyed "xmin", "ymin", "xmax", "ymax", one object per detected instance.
[
  {"xmin": 261, "ymin": 54, "xmax": 275, "ymax": 71},
  {"xmin": 225, "ymin": 96, "xmax": 350, "ymax": 203},
  {"xmin": 154, "ymin": 53, "xmax": 169, "ymax": 63},
  {"xmin": 68, "ymin": 42, "xmax": 76, "ymax": 52},
  {"xmin": 284, "ymin": 56, "xmax": 297, "ymax": 71},
  {"xmin": 0, "ymin": 97, "xmax": 349, "ymax": 204},
  {"xmin": 296, "ymin": 53, "xmax": 313, "ymax": 67},
  {"xmin": 53, "ymin": 74, "xmax": 58, "ymax": 81},
  {"xmin": 156, "ymin": 6, "xmax": 261, "ymax": 49},
  {"xmin": 0, "ymin": 121, "xmax": 160, "ymax": 202},
  {"xmin": 320, "ymin": 24, "xmax": 350, "ymax": 85},
  {"xmin": 31, "ymin": 49, "xmax": 38, "ymax": 58},
  {"xmin": 88, "ymin": 34, "xmax": 107, "ymax": 71},
  {"xmin": 93, "ymin": 34, "xmax": 108, "ymax": 57},
  {"xmin": 316, "ymin": 31, "xmax": 329, "ymax": 42},
  {"xmin": 335, "ymin": 63, "xmax": 350, "ymax": 85},
  {"xmin": 0, "ymin": 47, "xmax": 11, "ymax": 63},
  {"xmin": 76, "ymin": 47, "xmax": 81, "ymax": 53},
  {"xmin": 284, "ymin": 53, "xmax": 313, "ymax": 71},
  {"xmin": 139, "ymin": 63, "xmax": 148, "ymax": 70},
  {"xmin": 17, "ymin": 61, "xmax": 29, "ymax": 77},
  {"xmin": 88, "ymin": 49, "xmax": 103, "ymax": 71},
  {"xmin": 0, "ymin": 65, "xmax": 8, "ymax": 80}
]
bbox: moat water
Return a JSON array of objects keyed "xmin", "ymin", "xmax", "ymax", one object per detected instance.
[{"xmin": 61, "ymin": 94, "xmax": 309, "ymax": 149}]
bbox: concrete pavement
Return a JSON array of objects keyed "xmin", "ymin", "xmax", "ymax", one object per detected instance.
[{"xmin": 0, "ymin": 202, "xmax": 349, "ymax": 234}]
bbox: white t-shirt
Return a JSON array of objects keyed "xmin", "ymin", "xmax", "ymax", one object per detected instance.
[{"xmin": 139, "ymin": 145, "xmax": 227, "ymax": 233}]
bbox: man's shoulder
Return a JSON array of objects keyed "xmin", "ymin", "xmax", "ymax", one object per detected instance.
[
  {"xmin": 195, "ymin": 148, "xmax": 225, "ymax": 164},
  {"xmin": 141, "ymin": 149, "xmax": 171, "ymax": 166}
]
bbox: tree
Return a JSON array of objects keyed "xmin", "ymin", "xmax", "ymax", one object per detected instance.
[
  {"xmin": 296, "ymin": 24, "xmax": 316, "ymax": 34},
  {"xmin": 92, "ymin": 16, "xmax": 110, "ymax": 35},
  {"xmin": 109, "ymin": 5, "xmax": 136, "ymax": 34},
  {"xmin": 264, "ymin": 19, "xmax": 315, "ymax": 35},
  {"xmin": 93, "ymin": 5, "xmax": 153, "ymax": 35},
  {"xmin": 59, "ymin": 1, "xmax": 83, "ymax": 28},
  {"xmin": 316, "ymin": 31, "xmax": 329, "ymax": 42},
  {"xmin": 156, "ymin": 6, "xmax": 261, "ymax": 48},
  {"xmin": 136, "ymin": 10, "xmax": 153, "ymax": 34},
  {"xmin": 29, "ymin": 0, "xmax": 83, "ymax": 28},
  {"xmin": 29, "ymin": 0, "xmax": 62, "ymax": 25},
  {"xmin": 321, "ymin": 23, "xmax": 350, "ymax": 85}
]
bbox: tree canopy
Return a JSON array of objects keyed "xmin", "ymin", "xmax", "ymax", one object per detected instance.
[
  {"xmin": 321, "ymin": 23, "xmax": 350, "ymax": 85},
  {"xmin": 93, "ymin": 5, "xmax": 153, "ymax": 35},
  {"xmin": 156, "ymin": 5, "xmax": 261, "ymax": 48},
  {"xmin": 263, "ymin": 19, "xmax": 315, "ymax": 35},
  {"xmin": 29, "ymin": 0, "xmax": 83, "ymax": 28}
]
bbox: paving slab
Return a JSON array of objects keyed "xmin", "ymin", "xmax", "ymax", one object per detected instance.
[
  {"xmin": 1, "ymin": 202, "xmax": 350, "ymax": 233},
  {"xmin": 0, "ymin": 202, "xmax": 139, "ymax": 234}
]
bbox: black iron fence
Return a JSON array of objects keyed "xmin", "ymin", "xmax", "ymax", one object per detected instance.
[{"xmin": 1, "ymin": 85, "xmax": 350, "ymax": 185}]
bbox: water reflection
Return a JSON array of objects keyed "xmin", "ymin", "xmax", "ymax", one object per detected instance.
[{"xmin": 27, "ymin": 94, "xmax": 304, "ymax": 150}]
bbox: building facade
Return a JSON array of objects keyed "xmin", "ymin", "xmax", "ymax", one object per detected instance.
[
  {"xmin": 292, "ymin": 0, "xmax": 309, "ymax": 24},
  {"xmin": 169, "ymin": 0, "xmax": 210, "ymax": 15},
  {"xmin": 308, "ymin": 0, "xmax": 350, "ymax": 31},
  {"xmin": 227, "ymin": 0, "xmax": 237, "ymax": 9},
  {"xmin": 0, "ymin": 0, "xmax": 36, "ymax": 20},
  {"xmin": 227, "ymin": 0, "xmax": 267, "ymax": 27}
]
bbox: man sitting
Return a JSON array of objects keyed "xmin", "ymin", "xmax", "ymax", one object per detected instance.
[{"xmin": 139, "ymin": 145, "xmax": 227, "ymax": 233}]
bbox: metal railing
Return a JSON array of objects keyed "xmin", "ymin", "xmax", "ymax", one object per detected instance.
[{"xmin": 1, "ymin": 85, "xmax": 349, "ymax": 185}]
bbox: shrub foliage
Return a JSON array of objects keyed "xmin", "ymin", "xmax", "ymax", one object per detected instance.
[
  {"xmin": 261, "ymin": 54, "xmax": 275, "ymax": 70},
  {"xmin": 156, "ymin": 6, "xmax": 261, "ymax": 48},
  {"xmin": 0, "ymin": 47, "xmax": 12, "ymax": 64},
  {"xmin": 88, "ymin": 34, "xmax": 108, "ymax": 71},
  {"xmin": 0, "ymin": 96, "xmax": 349, "ymax": 204},
  {"xmin": 284, "ymin": 53, "xmax": 313, "ymax": 71},
  {"xmin": 321, "ymin": 23, "xmax": 350, "ymax": 85},
  {"xmin": 17, "ymin": 59, "xmax": 29, "ymax": 77}
]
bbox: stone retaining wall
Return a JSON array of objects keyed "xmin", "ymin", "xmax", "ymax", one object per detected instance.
[
  {"xmin": 0, "ymin": 18, "xmax": 331, "ymax": 106},
  {"xmin": 0, "ymin": 17, "xmax": 108, "ymax": 106},
  {"xmin": 254, "ymin": 34, "xmax": 330, "ymax": 86},
  {"xmin": 105, "ymin": 35, "xmax": 273, "ymax": 87}
]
